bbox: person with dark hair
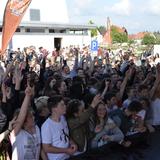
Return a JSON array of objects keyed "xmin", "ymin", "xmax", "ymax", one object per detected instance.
[
  {"xmin": 76, "ymin": 68, "xmax": 87, "ymax": 85},
  {"xmin": 118, "ymin": 101, "xmax": 147, "ymax": 149},
  {"xmin": 41, "ymin": 95, "xmax": 77, "ymax": 160},
  {"xmin": 124, "ymin": 100, "xmax": 146, "ymax": 134},
  {"xmin": 70, "ymin": 76, "xmax": 85, "ymax": 100},
  {"xmin": 52, "ymin": 80, "xmax": 67, "ymax": 96},
  {"xmin": 90, "ymin": 102, "xmax": 124, "ymax": 149},
  {"xmin": 126, "ymin": 100, "xmax": 143, "ymax": 114},
  {"xmin": 122, "ymin": 87, "xmax": 137, "ymax": 109},
  {"xmin": 104, "ymin": 92, "xmax": 118, "ymax": 113},
  {"xmin": 138, "ymin": 84, "xmax": 149, "ymax": 99},
  {"xmin": 66, "ymin": 95, "xmax": 101, "ymax": 155}
]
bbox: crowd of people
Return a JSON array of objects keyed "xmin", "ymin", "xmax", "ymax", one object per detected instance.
[{"xmin": 0, "ymin": 45, "xmax": 160, "ymax": 160}]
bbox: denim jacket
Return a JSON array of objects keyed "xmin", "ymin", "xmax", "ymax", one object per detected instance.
[{"xmin": 91, "ymin": 118, "xmax": 124, "ymax": 148}]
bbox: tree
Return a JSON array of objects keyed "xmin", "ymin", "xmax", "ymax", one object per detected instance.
[
  {"xmin": 88, "ymin": 20, "xmax": 98, "ymax": 37},
  {"xmin": 128, "ymin": 39, "xmax": 134, "ymax": 45},
  {"xmin": 142, "ymin": 34, "xmax": 156, "ymax": 45},
  {"xmin": 98, "ymin": 26, "xmax": 106, "ymax": 36},
  {"xmin": 154, "ymin": 31, "xmax": 160, "ymax": 44},
  {"xmin": 111, "ymin": 26, "xmax": 128, "ymax": 43}
]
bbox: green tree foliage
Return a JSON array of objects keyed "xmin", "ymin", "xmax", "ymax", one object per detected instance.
[
  {"xmin": 142, "ymin": 34, "xmax": 156, "ymax": 45},
  {"xmin": 154, "ymin": 31, "xmax": 160, "ymax": 44},
  {"xmin": 88, "ymin": 20, "xmax": 98, "ymax": 37},
  {"xmin": 111, "ymin": 26, "xmax": 128, "ymax": 43},
  {"xmin": 98, "ymin": 26, "xmax": 106, "ymax": 36},
  {"xmin": 128, "ymin": 39, "xmax": 134, "ymax": 45}
]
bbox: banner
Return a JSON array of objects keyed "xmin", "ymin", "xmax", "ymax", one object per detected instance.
[{"xmin": 1, "ymin": 0, "xmax": 32, "ymax": 54}]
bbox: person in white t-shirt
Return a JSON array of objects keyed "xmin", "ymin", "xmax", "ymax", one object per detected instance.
[
  {"xmin": 10, "ymin": 85, "xmax": 47, "ymax": 160},
  {"xmin": 41, "ymin": 95, "xmax": 77, "ymax": 160}
]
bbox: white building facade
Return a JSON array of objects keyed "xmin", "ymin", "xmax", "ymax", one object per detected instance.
[{"xmin": 0, "ymin": 0, "xmax": 96, "ymax": 51}]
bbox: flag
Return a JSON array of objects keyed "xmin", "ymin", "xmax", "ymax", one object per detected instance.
[{"xmin": 0, "ymin": 0, "xmax": 32, "ymax": 54}]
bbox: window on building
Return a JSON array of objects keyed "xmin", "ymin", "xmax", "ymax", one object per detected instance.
[
  {"xmin": 83, "ymin": 30, "xmax": 88, "ymax": 35},
  {"xmin": 69, "ymin": 30, "xmax": 75, "ymax": 34},
  {"xmin": 30, "ymin": 9, "xmax": 40, "ymax": 21},
  {"xmin": 15, "ymin": 28, "xmax": 21, "ymax": 32},
  {"xmin": 49, "ymin": 29, "xmax": 55, "ymax": 33},
  {"xmin": 25, "ymin": 28, "xmax": 45, "ymax": 33},
  {"xmin": 0, "ymin": 27, "xmax": 2, "ymax": 32},
  {"xmin": 60, "ymin": 30, "xmax": 66, "ymax": 33},
  {"xmin": 26, "ymin": 28, "xmax": 31, "ymax": 32},
  {"xmin": 75, "ymin": 30, "xmax": 83, "ymax": 35}
]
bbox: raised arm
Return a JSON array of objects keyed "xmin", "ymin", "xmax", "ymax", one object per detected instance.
[
  {"xmin": 101, "ymin": 80, "xmax": 110, "ymax": 99},
  {"xmin": 72, "ymin": 49, "xmax": 79, "ymax": 72},
  {"xmin": 68, "ymin": 95, "xmax": 102, "ymax": 129},
  {"xmin": 117, "ymin": 69, "xmax": 130, "ymax": 100},
  {"xmin": 11, "ymin": 85, "xmax": 33, "ymax": 136},
  {"xmin": 11, "ymin": 68, "xmax": 23, "ymax": 112},
  {"xmin": 3, "ymin": 61, "xmax": 14, "ymax": 82}
]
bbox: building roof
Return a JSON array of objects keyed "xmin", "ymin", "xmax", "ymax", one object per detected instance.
[
  {"xmin": 128, "ymin": 32, "xmax": 148, "ymax": 40},
  {"xmin": 0, "ymin": 21, "xmax": 96, "ymax": 30},
  {"xmin": 111, "ymin": 25, "xmax": 127, "ymax": 33}
]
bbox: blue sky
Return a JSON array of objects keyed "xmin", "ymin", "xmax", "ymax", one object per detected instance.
[{"xmin": 67, "ymin": 0, "xmax": 160, "ymax": 34}]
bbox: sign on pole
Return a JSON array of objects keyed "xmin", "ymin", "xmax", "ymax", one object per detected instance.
[{"xmin": 91, "ymin": 40, "xmax": 98, "ymax": 51}]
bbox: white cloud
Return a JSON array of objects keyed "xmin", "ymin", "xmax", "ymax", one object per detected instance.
[
  {"xmin": 105, "ymin": 0, "xmax": 131, "ymax": 16},
  {"xmin": 145, "ymin": 0, "xmax": 160, "ymax": 15},
  {"xmin": 74, "ymin": 0, "xmax": 93, "ymax": 9},
  {"xmin": 72, "ymin": 7, "xmax": 81, "ymax": 15},
  {"xmin": 70, "ymin": 0, "xmax": 94, "ymax": 16}
]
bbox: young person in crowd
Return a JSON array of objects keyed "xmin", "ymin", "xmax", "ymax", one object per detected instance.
[
  {"xmin": 10, "ymin": 85, "xmax": 47, "ymax": 160},
  {"xmin": 90, "ymin": 102, "xmax": 124, "ymax": 149},
  {"xmin": 1, "ymin": 46, "xmax": 160, "ymax": 160},
  {"xmin": 41, "ymin": 95, "xmax": 77, "ymax": 160},
  {"xmin": 66, "ymin": 95, "xmax": 101, "ymax": 154}
]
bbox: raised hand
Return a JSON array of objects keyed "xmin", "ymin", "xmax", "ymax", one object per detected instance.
[
  {"xmin": 14, "ymin": 68, "xmax": 23, "ymax": 90},
  {"xmin": 1, "ymin": 83, "xmax": 12, "ymax": 100},
  {"xmin": 15, "ymin": 68, "xmax": 23, "ymax": 83},
  {"xmin": 20, "ymin": 61, "xmax": 27, "ymax": 70},
  {"xmin": 25, "ymin": 85, "xmax": 35, "ymax": 97},
  {"xmin": 91, "ymin": 94, "xmax": 102, "ymax": 108}
]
